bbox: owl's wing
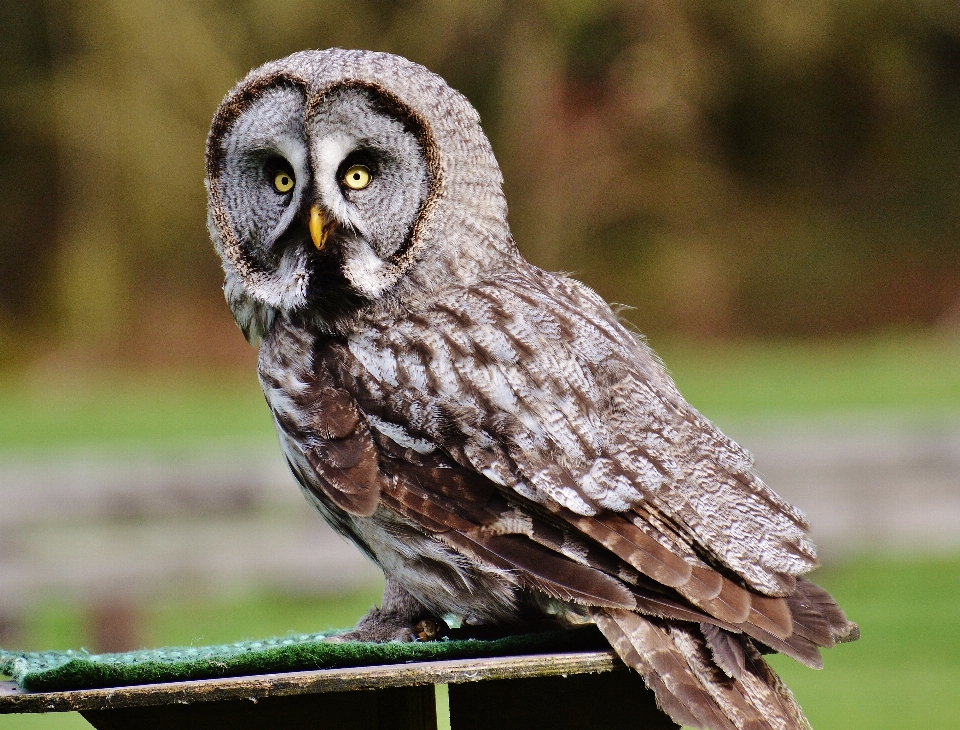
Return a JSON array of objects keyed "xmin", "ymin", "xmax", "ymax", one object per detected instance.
[
  {"xmin": 320, "ymin": 263, "xmax": 855, "ymax": 648},
  {"xmin": 278, "ymin": 344, "xmax": 736, "ymax": 626},
  {"xmin": 341, "ymin": 377, "xmax": 846, "ymax": 666},
  {"xmin": 323, "ymin": 346, "xmax": 851, "ymax": 730},
  {"xmin": 310, "ymin": 292, "xmax": 856, "ymax": 730},
  {"xmin": 335, "ymin": 266, "xmax": 814, "ymax": 596}
]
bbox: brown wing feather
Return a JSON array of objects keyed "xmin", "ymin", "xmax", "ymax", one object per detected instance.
[
  {"xmin": 458, "ymin": 532, "xmax": 638, "ymax": 609},
  {"xmin": 788, "ymin": 578, "xmax": 860, "ymax": 646},
  {"xmin": 304, "ymin": 445, "xmax": 380, "ymax": 516},
  {"xmin": 701, "ymin": 623, "xmax": 746, "ymax": 680},
  {"xmin": 267, "ymin": 360, "xmax": 382, "ymax": 517},
  {"xmin": 562, "ymin": 510, "xmax": 695, "ymax": 587},
  {"xmin": 741, "ymin": 625, "xmax": 824, "ymax": 670}
]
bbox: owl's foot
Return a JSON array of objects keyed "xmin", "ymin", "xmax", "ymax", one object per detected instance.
[
  {"xmin": 413, "ymin": 617, "xmax": 449, "ymax": 640},
  {"xmin": 327, "ymin": 610, "xmax": 449, "ymax": 643},
  {"xmin": 325, "ymin": 579, "xmax": 449, "ymax": 643}
]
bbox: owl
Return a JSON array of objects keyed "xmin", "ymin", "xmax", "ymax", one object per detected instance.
[{"xmin": 205, "ymin": 49, "xmax": 858, "ymax": 730}]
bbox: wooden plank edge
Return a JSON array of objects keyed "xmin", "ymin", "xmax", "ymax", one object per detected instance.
[{"xmin": 0, "ymin": 650, "xmax": 625, "ymax": 714}]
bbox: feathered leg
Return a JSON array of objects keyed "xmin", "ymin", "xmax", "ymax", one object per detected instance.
[{"xmin": 334, "ymin": 579, "xmax": 448, "ymax": 642}]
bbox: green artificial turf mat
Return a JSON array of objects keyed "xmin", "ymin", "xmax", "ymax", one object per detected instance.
[{"xmin": 1, "ymin": 625, "xmax": 607, "ymax": 693}]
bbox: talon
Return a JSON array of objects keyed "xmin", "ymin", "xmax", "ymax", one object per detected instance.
[{"xmin": 414, "ymin": 617, "xmax": 449, "ymax": 641}]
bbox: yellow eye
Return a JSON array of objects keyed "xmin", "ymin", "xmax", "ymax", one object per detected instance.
[
  {"xmin": 273, "ymin": 170, "xmax": 295, "ymax": 193},
  {"xmin": 342, "ymin": 165, "xmax": 371, "ymax": 190}
]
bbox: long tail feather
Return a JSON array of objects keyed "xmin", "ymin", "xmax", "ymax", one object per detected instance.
[
  {"xmin": 594, "ymin": 608, "xmax": 715, "ymax": 729},
  {"xmin": 594, "ymin": 608, "xmax": 814, "ymax": 730}
]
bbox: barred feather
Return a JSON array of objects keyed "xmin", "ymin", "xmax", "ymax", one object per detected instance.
[{"xmin": 208, "ymin": 48, "xmax": 858, "ymax": 730}]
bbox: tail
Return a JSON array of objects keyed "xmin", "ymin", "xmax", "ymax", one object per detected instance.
[{"xmin": 593, "ymin": 607, "xmax": 814, "ymax": 730}]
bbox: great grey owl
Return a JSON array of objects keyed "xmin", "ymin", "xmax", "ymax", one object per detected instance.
[{"xmin": 206, "ymin": 49, "xmax": 857, "ymax": 730}]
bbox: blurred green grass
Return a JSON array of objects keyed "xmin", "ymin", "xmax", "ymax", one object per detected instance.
[
  {"xmin": 764, "ymin": 556, "xmax": 960, "ymax": 730},
  {"xmin": 0, "ymin": 371, "xmax": 273, "ymax": 453},
  {"xmin": 1, "ymin": 333, "xmax": 957, "ymax": 453},
  {"xmin": 3, "ymin": 556, "xmax": 959, "ymax": 729},
  {"xmin": 655, "ymin": 332, "xmax": 960, "ymax": 427}
]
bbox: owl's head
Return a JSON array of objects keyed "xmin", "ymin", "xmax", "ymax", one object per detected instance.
[{"xmin": 206, "ymin": 49, "xmax": 511, "ymax": 341}]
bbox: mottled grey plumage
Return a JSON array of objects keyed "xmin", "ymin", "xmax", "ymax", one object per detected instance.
[{"xmin": 206, "ymin": 49, "xmax": 858, "ymax": 730}]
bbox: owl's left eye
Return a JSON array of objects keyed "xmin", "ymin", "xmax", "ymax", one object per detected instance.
[
  {"xmin": 342, "ymin": 165, "xmax": 372, "ymax": 190},
  {"xmin": 273, "ymin": 170, "xmax": 295, "ymax": 194}
]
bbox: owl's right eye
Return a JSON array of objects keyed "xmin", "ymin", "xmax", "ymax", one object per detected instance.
[{"xmin": 273, "ymin": 170, "xmax": 295, "ymax": 194}]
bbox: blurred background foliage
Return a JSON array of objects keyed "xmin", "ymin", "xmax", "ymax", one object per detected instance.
[{"xmin": 1, "ymin": 0, "xmax": 959, "ymax": 373}]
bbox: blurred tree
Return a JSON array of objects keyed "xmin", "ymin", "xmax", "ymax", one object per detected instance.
[
  {"xmin": 1, "ymin": 0, "xmax": 958, "ymax": 371},
  {"xmin": 0, "ymin": 1, "xmax": 59, "ymax": 363}
]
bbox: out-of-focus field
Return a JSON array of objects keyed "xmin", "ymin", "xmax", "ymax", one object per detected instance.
[
  {"xmin": 658, "ymin": 333, "xmax": 960, "ymax": 426},
  {"xmin": 0, "ymin": 373, "xmax": 271, "ymax": 454},
  {"xmin": 10, "ymin": 587, "xmax": 385, "ymax": 655},
  {"xmin": 2, "ymin": 333, "xmax": 959, "ymax": 729}
]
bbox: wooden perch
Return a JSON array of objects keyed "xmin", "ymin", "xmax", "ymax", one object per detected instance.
[{"xmin": 2, "ymin": 649, "xmax": 678, "ymax": 729}]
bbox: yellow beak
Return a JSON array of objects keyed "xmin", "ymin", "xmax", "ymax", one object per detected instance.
[{"xmin": 309, "ymin": 205, "xmax": 328, "ymax": 251}]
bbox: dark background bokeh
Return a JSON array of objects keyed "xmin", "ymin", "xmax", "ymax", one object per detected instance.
[{"xmin": 2, "ymin": 0, "xmax": 958, "ymax": 373}]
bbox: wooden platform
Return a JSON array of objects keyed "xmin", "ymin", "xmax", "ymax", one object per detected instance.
[{"xmin": 1, "ymin": 650, "xmax": 679, "ymax": 729}]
